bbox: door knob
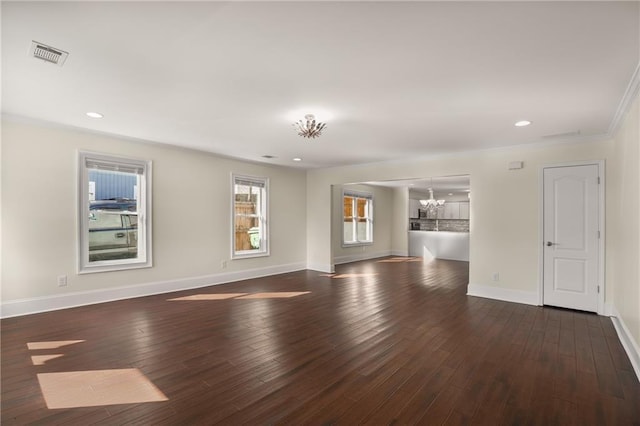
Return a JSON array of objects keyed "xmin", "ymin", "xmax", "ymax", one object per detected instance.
[{"xmin": 546, "ymin": 241, "xmax": 558, "ymax": 246}]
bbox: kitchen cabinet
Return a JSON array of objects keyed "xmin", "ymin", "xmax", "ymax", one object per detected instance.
[
  {"xmin": 459, "ymin": 202, "xmax": 470, "ymax": 220},
  {"xmin": 409, "ymin": 199, "xmax": 421, "ymax": 219},
  {"xmin": 412, "ymin": 201, "xmax": 470, "ymax": 220},
  {"xmin": 438, "ymin": 202, "xmax": 470, "ymax": 220},
  {"xmin": 443, "ymin": 202, "xmax": 459, "ymax": 219}
]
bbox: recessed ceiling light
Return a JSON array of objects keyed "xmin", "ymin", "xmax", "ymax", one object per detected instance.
[
  {"xmin": 292, "ymin": 157, "xmax": 302, "ymax": 162},
  {"xmin": 448, "ymin": 193, "xmax": 453, "ymax": 196},
  {"xmin": 514, "ymin": 120, "xmax": 531, "ymax": 127},
  {"xmin": 86, "ymin": 112, "xmax": 103, "ymax": 119}
]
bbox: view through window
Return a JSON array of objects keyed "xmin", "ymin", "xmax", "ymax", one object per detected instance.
[
  {"xmin": 232, "ymin": 174, "xmax": 269, "ymax": 258},
  {"xmin": 79, "ymin": 152, "xmax": 151, "ymax": 273},
  {"xmin": 343, "ymin": 191, "xmax": 373, "ymax": 245}
]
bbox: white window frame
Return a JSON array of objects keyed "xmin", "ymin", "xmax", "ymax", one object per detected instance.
[
  {"xmin": 342, "ymin": 190, "xmax": 374, "ymax": 247},
  {"xmin": 231, "ymin": 173, "xmax": 269, "ymax": 259},
  {"xmin": 78, "ymin": 151, "xmax": 152, "ymax": 274}
]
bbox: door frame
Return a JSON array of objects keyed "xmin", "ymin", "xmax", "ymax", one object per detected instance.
[{"xmin": 538, "ymin": 160, "xmax": 606, "ymax": 314}]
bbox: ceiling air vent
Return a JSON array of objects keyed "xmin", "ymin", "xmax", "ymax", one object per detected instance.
[
  {"xmin": 29, "ymin": 41, "xmax": 68, "ymax": 66},
  {"xmin": 542, "ymin": 130, "xmax": 581, "ymax": 139}
]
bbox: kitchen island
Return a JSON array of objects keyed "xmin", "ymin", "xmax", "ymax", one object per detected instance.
[{"xmin": 408, "ymin": 230, "xmax": 469, "ymax": 261}]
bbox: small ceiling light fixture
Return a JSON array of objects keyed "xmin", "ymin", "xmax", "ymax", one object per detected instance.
[
  {"xmin": 514, "ymin": 120, "xmax": 531, "ymax": 127},
  {"xmin": 293, "ymin": 114, "xmax": 326, "ymax": 139},
  {"xmin": 292, "ymin": 157, "xmax": 302, "ymax": 162},
  {"xmin": 86, "ymin": 112, "xmax": 103, "ymax": 119}
]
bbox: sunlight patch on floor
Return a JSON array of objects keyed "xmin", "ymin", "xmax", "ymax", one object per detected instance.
[
  {"xmin": 319, "ymin": 273, "xmax": 379, "ymax": 279},
  {"xmin": 236, "ymin": 291, "xmax": 310, "ymax": 299},
  {"xmin": 37, "ymin": 368, "xmax": 168, "ymax": 409},
  {"xmin": 31, "ymin": 354, "xmax": 64, "ymax": 366},
  {"xmin": 168, "ymin": 291, "xmax": 310, "ymax": 301},
  {"xmin": 27, "ymin": 340, "xmax": 85, "ymax": 350},
  {"xmin": 168, "ymin": 293, "xmax": 248, "ymax": 301}
]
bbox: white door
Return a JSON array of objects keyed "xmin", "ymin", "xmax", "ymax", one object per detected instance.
[{"xmin": 543, "ymin": 164, "xmax": 600, "ymax": 312}]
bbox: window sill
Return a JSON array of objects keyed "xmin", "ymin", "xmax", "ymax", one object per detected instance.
[
  {"xmin": 232, "ymin": 250, "xmax": 270, "ymax": 260},
  {"xmin": 78, "ymin": 259, "xmax": 152, "ymax": 274},
  {"xmin": 342, "ymin": 242, "xmax": 373, "ymax": 248}
]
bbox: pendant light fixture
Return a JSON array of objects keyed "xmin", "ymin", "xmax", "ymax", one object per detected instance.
[{"xmin": 419, "ymin": 179, "xmax": 445, "ymax": 213}]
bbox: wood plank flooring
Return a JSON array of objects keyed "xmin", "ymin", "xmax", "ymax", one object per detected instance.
[{"xmin": 2, "ymin": 257, "xmax": 639, "ymax": 424}]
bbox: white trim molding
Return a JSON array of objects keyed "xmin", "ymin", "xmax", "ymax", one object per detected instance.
[
  {"xmin": 609, "ymin": 61, "xmax": 640, "ymax": 137},
  {"xmin": 306, "ymin": 262, "xmax": 335, "ymax": 273},
  {"xmin": 610, "ymin": 306, "xmax": 640, "ymax": 382},
  {"xmin": 603, "ymin": 302, "xmax": 614, "ymax": 317},
  {"xmin": 391, "ymin": 249, "xmax": 409, "ymax": 257},
  {"xmin": 467, "ymin": 283, "xmax": 539, "ymax": 306},
  {"xmin": 0, "ymin": 262, "xmax": 306, "ymax": 319}
]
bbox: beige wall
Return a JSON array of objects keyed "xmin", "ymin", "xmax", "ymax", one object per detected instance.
[
  {"xmin": 306, "ymin": 168, "xmax": 334, "ymax": 272},
  {"xmin": 331, "ymin": 184, "xmax": 393, "ymax": 262},
  {"xmin": 306, "ymin": 139, "xmax": 615, "ymax": 298},
  {"xmin": 611, "ymin": 95, "xmax": 640, "ymax": 347},
  {"xmin": 391, "ymin": 187, "xmax": 409, "ymax": 256},
  {"xmin": 1, "ymin": 119, "xmax": 307, "ymax": 301}
]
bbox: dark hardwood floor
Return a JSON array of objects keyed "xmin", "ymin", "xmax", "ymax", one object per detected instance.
[{"xmin": 2, "ymin": 257, "xmax": 639, "ymax": 425}]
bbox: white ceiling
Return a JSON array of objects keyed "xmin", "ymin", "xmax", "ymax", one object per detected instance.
[
  {"xmin": 2, "ymin": 2, "xmax": 639, "ymax": 169},
  {"xmin": 361, "ymin": 175, "xmax": 470, "ymax": 197}
]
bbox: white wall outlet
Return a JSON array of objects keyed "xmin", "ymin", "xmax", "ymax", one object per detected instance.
[
  {"xmin": 57, "ymin": 275, "xmax": 67, "ymax": 287},
  {"xmin": 492, "ymin": 272, "xmax": 500, "ymax": 282},
  {"xmin": 221, "ymin": 260, "xmax": 227, "ymax": 269}
]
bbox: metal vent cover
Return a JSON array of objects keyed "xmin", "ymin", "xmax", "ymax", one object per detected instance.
[
  {"xmin": 29, "ymin": 41, "xmax": 68, "ymax": 66},
  {"xmin": 542, "ymin": 130, "xmax": 581, "ymax": 139}
]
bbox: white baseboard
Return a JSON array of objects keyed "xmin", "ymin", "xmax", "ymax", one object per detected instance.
[
  {"xmin": 306, "ymin": 263, "xmax": 334, "ymax": 273},
  {"xmin": 391, "ymin": 250, "xmax": 409, "ymax": 257},
  {"xmin": 467, "ymin": 283, "xmax": 539, "ymax": 306},
  {"xmin": 333, "ymin": 250, "xmax": 392, "ymax": 265},
  {"xmin": 0, "ymin": 262, "xmax": 307, "ymax": 319},
  {"xmin": 610, "ymin": 305, "xmax": 640, "ymax": 382}
]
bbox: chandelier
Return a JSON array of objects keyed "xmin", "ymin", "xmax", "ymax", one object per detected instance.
[
  {"xmin": 293, "ymin": 114, "xmax": 326, "ymax": 139},
  {"xmin": 420, "ymin": 188, "xmax": 445, "ymax": 213}
]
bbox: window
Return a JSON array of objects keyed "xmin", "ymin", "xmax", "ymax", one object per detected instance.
[
  {"xmin": 78, "ymin": 152, "xmax": 152, "ymax": 273},
  {"xmin": 232, "ymin": 174, "xmax": 269, "ymax": 258},
  {"xmin": 343, "ymin": 191, "xmax": 373, "ymax": 245}
]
